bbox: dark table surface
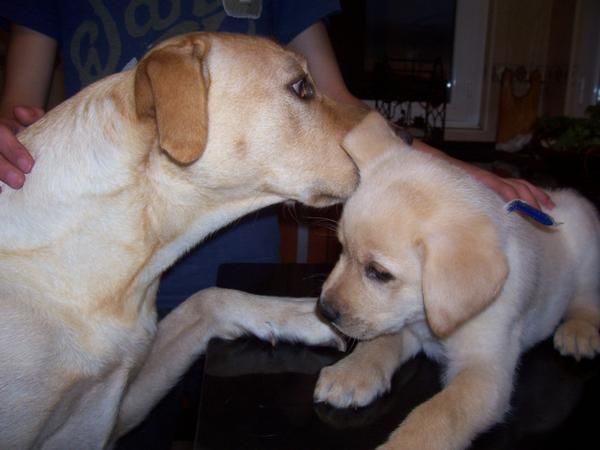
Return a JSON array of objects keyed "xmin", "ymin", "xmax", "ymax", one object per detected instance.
[{"xmin": 191, "ymin": 263, "xmax": 600, "ymax": 450}]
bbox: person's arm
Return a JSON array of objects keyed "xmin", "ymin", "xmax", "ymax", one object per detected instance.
[
  {"xmin": 288, "ymin": 22, "xmax": 554, "ymax": 210},
  {"xmin": 288, "ymin": 22, "xmax": 363, "ymax": 108},
  {"xmin": 412, "ymin": 140, "xmax": 555, "ymax": 209},
  {"xmin": 0, "ymin": 24, "xmax": 57, "ymax": 189}
]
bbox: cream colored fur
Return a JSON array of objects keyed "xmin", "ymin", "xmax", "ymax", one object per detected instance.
[
  {"xmin": 0, "ymin": 32, "xmax": 364, "ymax": 449},
  {"xmin": 314, "ymin": 112, "xmax": 600, "ymax": 449}
]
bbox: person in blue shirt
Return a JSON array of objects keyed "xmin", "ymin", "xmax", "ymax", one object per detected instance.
[{"xmin": 0, "ymin": 1, "xmax": 553, "ymax": 315}]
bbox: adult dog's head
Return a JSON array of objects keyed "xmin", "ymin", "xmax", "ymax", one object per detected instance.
[
  {"xmin": 317, "ymin": 113, "xmax": 508, "ymax": 340},
  {"xmin": 133, "ymin": 32, "xmax": 367, "ymax": 212}
]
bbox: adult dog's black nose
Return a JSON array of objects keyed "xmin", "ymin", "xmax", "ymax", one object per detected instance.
[{"xmin": 317, "ymin": 296, "xmax": 340, "ymax": 323}]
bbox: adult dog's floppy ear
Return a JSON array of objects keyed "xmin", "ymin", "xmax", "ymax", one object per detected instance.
[
  {"xmin": 341, "ymin": 112, "xmax": 404, "ymax": 170},
  {"xmin": 135, "ymin": 36, "xmax": 210, "ymax": 164},
  {"xmin": 420, "ymin": 216, "xmax": 509, "ymax": 338}
]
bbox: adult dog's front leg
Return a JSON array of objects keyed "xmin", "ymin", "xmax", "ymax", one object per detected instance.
[{"xmin": 113, "ymin": 288, "xmax": 341, "ymax": 439}]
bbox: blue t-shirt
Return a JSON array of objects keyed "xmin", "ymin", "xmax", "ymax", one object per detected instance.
[
  {"xmin": 0, "ymin": 0, "xmax": 340, "ymax": 96},
  {"xmin": 0, "ymin": 0, "xmax": 340, "ymax": 313}
]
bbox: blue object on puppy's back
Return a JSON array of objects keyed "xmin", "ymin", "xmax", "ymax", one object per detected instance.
[{"xmin": 504, "ymin": 199, "xmax": 562, "ymax": 227}]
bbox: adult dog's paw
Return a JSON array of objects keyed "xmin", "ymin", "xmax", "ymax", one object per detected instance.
[
  {"xmin": 314, "ymin": 356, "xmax": 391, "ymax": 408},
  {"xmin": 554, "ymin": 319, "xmax": 600, "ymax": 361},
  {"xmin": 270, "ymin": 297, "xmax": 347, "ymax": 351}
]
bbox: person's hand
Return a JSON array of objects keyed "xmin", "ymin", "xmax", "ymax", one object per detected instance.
[
  {"xmin": 412, "ymin": 139, "xmax": 555, "ymax": 210},
  {"xmin": 467, "ymin": 164, "xmax": 555, "ymax": 210},
  {"xmin": 0, "ymin": 105, "xmax": 44, "ymax": 190}
]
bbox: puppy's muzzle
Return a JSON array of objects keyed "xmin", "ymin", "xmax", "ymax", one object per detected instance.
[{"xmin": 317, "ymin": 296, "xmax": 340, "ymax": 324}]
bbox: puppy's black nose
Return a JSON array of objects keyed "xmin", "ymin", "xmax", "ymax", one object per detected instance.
[{"xmin": 317, "ymin": 297, "xmax": 340, "ymax": 323}]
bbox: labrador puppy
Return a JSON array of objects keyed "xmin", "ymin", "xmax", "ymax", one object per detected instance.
[
  {"xmin": 0, "ymin": 33, "xmax": 366, "ymax": 449},
  {"xmin": 314, "ymin": 112, "xmax": 600, "ymax": 450}
]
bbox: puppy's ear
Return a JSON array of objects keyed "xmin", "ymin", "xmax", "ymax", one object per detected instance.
[
  {"xmin": 420, "ymin": 216, "xmax": 509, "ymax": 338},
  {"xmin": 135, "ymin": 36, "xmax": 210, "ymax": 164},
  {"xmin": 341, "ymin": 112, "xmax": 402, "ymax": 170}
]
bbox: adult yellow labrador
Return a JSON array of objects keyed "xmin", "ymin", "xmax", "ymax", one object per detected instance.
[
  {"xmin": 314, "ymin": 113, "xmax": 600, "ymax": 449},
  {"xmin": 0, "ymin": 33, "xmax": 365, "ymax": 448}
]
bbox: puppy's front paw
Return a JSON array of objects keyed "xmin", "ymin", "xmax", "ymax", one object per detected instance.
[
  {"xmin": 554, "ymin": 319, "xmax": 600, "ymax": 361},
  {"xmin": 314, "ymin": 356, "xmax": 391, "ymax": 408}
]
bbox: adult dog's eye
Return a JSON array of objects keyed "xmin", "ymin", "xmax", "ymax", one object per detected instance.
[
  {"xmin": 365, "ymin": 264, "xmax": 394, "ymax": 283},
  {"xmin": 289, "ymin": 76, "xmax": 315, "ymax": 100}
]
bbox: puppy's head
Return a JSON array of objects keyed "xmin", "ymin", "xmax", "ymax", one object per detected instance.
[
  {"xmin": 318, "ymin": 114, "xmax": 508, "ymax": 339},
  {"xmin": 134, "ymin": 32, "xmax": 368, "ymax": 208}
]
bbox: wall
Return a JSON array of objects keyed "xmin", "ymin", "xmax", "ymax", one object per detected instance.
[
  {"xmin": 447, "ymin": 0, "xmax": 598, "ymax": 142},
  {"xmin": 564, "ymin": 0, "xmax": 600, "ymax": 116}
]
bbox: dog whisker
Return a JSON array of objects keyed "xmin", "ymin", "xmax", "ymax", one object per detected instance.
[
  {"xmin": 281, "ymin": 202, "xmax": 301, "ymax": 225},
  {"xmin": 302, "ymin": 273, "xmax": 330, "ymax": 283}
]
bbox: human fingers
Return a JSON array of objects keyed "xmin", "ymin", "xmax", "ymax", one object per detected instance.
[
  {"xmin": 14, "ymin": 105, "xmax": 46, "ymax": 127},
  {"xmin": 0, "ymin": 123, "xmax": 34, "ymax": 189},
  {"xmin": 467, "ymin": 165, "xmax": 555, "ymax": 211},
  {"xmin": 505, "ymin": 178, "xmax": 555, "ymax": 210},
  {"xmin": 471, "ymin": 170, "xmax": 533, "ymax": 207},
  {"xmin": 495, "ymin": 178, "xmax": 541, "ymax": 209}
]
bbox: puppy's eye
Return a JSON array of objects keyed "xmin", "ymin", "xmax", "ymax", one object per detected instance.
[
  {"xmin": 289, "ymin": 76, "xmax": 315, "ymax": 100},
  {"xmin": 365, "ymin": 264, "xmax": 394, "ymax": 283}
]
